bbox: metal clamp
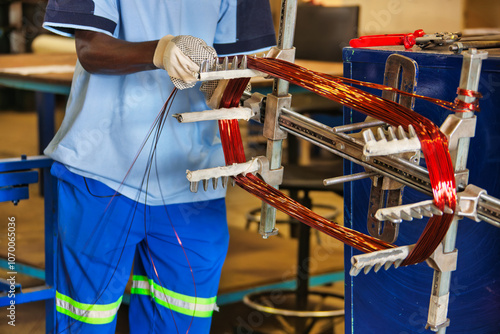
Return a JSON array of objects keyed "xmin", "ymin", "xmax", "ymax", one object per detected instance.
[
  {"xmin": 266, "ymin": 46, "xmax": 296, "ymax": 63},
  {"xmin": 425, "ymin": 243, "xmax": 458, "ymax": 272},
  {"xmin": 374, "ymin": 199, "xmax": 452, "ymax": 223},
  {"xmin": 173, "ymin": 107, "xmax": 255, "ymax": 123},
  {"xmin": 198, "ymin": 55, "xmax": 267, "ymax": 81},
  {"xmin": 263, "ymin": 94, "xmax": 290, "ymax": 140},
  {"xmin": 362, "ymin": 125, "xmax": 420, "ymax": 157},
  {"xmin": 350, "ymin": 245, "xmax": 415, "ymax": 276},
  {"xmin": 440, "ymin": 114, "xmax": 477, "ymax": 153},
  {"xmin": 186, "ymin": 156, "xmax": 283, "ymax": 192},
  {"xmin": 243, "ymin": 92, "xmax": 266, "ymax": 122},
  {"xmin": 256, "ymin": 156, "xmax": 284, "ymax": 187},
  {"xmin": 457, "ymin": 184, "xmax": 487, "ymax": 222}
]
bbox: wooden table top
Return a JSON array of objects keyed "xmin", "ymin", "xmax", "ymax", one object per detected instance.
[
  {"xmin": 0, "ymin": 53, "xmax": 343, "ymax": 88},
  {"xmin": 0, "ymin": 53, "xmax": 77, "ymax": 86}
]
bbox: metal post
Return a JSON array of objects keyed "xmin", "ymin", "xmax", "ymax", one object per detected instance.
[
  {"xmin": 427, "ymin": 49, "xmax": 487, "ymax": 333},
  {"xmin": 259, "ymin": 0, "xmax": 298, "ymax": 238},
  {"xmin": 36, "ymin": 92, "xmax": 56, "ymax": 156},
  {"xmin": 43, "ymin": 163, "xmax": 58, "ymax": 333}
]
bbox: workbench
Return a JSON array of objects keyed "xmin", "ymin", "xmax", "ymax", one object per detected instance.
[{"xmin": 0, "ymin": 53, "xmax": 75, "ymax": 155}]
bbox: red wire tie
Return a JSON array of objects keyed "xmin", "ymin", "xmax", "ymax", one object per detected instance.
[
  {"xmin": 456, "ymin": 88, "xmax": 483, "ymax": 98},
  {"xmin": 453, "ymin": 88, "xmax": 482, "ymax": 112}
]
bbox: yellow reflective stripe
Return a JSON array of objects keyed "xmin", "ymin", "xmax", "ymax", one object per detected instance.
[
  {"xmin": 55, "ymin": 291, "xmax": 121, "ymax": 325},
  {"xmin": 56, "ymin": 305, "xmax": 117, "ymax": 325},
  {"xmin": 131, "ymin": 276, "xmax": 217, "ymax": 318},
  {"xmin": 131, "ymin": 287, "xmax": 214, "ymax": 318},
  {"xmin": 132, "ymin": 275, "xmax": 216, "ymax": 305}
]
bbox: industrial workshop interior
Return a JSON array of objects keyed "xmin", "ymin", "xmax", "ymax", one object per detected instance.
[{"xmin": 0, "ymin": 0, "xmax": 499, "ymax": 333}]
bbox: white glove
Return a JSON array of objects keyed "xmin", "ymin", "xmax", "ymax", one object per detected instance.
[{"xmin": 153, "ymin": 35, "xmax": 217, "ymax": 89}]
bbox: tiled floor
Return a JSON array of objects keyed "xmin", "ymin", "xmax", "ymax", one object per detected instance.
[{"xmin": 0, "ymin": 110, "xmax": 345, "ymax": 333}]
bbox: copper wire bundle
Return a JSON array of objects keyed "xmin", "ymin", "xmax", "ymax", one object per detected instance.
[
  {"xmin": 218, "ymin": 77, "xmax": 394, "ymax": 253},
  {"xmin": 217, "ymin": 57, "xmax": 458, "ymax": 266}
]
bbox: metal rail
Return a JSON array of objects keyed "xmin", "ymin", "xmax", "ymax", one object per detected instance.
[{"xmin": 278, "ymin": 108, "xmax": 433, "ymax": 196}]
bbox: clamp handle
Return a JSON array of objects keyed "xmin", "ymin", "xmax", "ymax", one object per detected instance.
[{"xmin": 349, "ymin": 29, "xmax": 425, "ymax": 49}]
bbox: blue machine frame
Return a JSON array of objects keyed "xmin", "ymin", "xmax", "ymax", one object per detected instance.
[
  {"xmin": 0, "ymin": 156, "xmax": 57, "ymax": 332},
  {"xmin": 343, "ymin": 47, "xmax": 500, "ymax": 333}
]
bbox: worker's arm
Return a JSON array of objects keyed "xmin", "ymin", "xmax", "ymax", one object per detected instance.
[
  {"xmin": 75, "ymin": 30, "xmax": 202, "ymax": 87},
  {"xmin": 75, "ymin": 30, "xmax": 158, "ymax": 75}
]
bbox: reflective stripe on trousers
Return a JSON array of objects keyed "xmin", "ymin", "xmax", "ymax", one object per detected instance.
[
  {"xmin": 56, "ymin": 291, "xmax": 122, "ymax": 325},
  {"xmin": 131, "ymin": 275, "xmax": 218, "ymax": 318}
]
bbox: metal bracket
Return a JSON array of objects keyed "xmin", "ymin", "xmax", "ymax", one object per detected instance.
[
  {"xmin": 173, "ymin": 107, "xmax": 255, "ymax": 123},
  {"xmin": 199, "ymin": 55, "xmax": 267, "ymax": 81},
  {"xmin": 425, "ymin": 243, "xmax": 458, "ymax": 272},
  {"xmin": 186, "ymin": 156, "xmax": 283, "ymax": 192},
  {"xmin": 266, "ymin": 46, "xmax": 296, "ymax": 63},
  {"xmin": 365, "ymin": 54, "xmax": 418, "ymax": 243},
  {"xmin": 457, "ymin": 184, "xmax": 487, "ymax": 222},
  {"xmin": 454, "ymin": 170, "xmax": 470, "ymax": 192},
  {"xmin": 0, "ymin": 155, "xmax": 43, "ymax": 204},
  {"xmin": 362, "ymin": 125, "xmax": 420, "ymax": 157},
  {"xmin": 366, "ymin": 176, "xmax": 402, "ymax": 243},
  {"xmin": 375, "ymin": 199, "xmax": 452, "ymax": 223},
  {"xmin": 440, "ymin": 114, "xmax": 477, "ymax": 159},
  {"xmin": 243, "ymin": 92, "xmax": 266, "ymax": 122},
  {"xmin": 350, "ymin": 244, "xmax": 414, "ymax": 276},
  {"xmin": 256, "ymin": 157, "xmax": 284, "ymax": 187},
  {"xmin": 349, "ymin": 235, "xmax": 458, "ymax": 278},
  {"xmin": 263, "ymin": 94, "xmax": 290, "ymax": 140}
]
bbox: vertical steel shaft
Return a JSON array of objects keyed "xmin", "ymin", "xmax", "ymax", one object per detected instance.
[
  {"xmin": 259, "ymin": 0, "xmax": 298, "ymax": 238},
  {"xmin": 428, "ymin": 49, "xmax": 487, "ymax": 333}
]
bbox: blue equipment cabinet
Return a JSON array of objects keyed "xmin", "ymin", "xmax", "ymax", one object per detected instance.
[{"xmin": 342, "ymin": 47, "xmax": 500, "ymax": 333}]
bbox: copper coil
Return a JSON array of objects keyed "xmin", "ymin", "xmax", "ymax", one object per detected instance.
[{"xmin": 215, "ymin": 57, "xmax": 458, "ymax": 266}]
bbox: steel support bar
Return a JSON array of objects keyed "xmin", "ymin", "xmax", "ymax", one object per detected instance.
[
  {"xmin": 428, "ymin": 49, "xmax": 487, "ymax": 333},
  {"xmin": 260, "ymin": 0, "xmax": 298, "ymax": 238}
]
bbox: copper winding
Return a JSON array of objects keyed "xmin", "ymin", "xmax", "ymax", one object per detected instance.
[{"xmin": 217, "ymin": 57, "xmax": 461, "ymax": 266}]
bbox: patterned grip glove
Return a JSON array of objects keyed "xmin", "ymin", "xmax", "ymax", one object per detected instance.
[{"xmin": 153, "ymin": 35, "xmax": 217, "ymax": 89}]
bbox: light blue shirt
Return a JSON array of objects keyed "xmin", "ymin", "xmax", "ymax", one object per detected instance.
[{"xmin": 43, "ymin": 0, "xmax": 275, "ymax": 205}]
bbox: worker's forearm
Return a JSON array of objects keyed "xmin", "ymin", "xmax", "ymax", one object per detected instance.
[{"xmin": 75, "ymin": 30, "xmax": 159, "ymax": 75}]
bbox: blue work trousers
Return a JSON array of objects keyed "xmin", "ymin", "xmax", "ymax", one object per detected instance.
[{"xmin": 51, "ymin": 163, "xmax": 229, "ymax": 333}]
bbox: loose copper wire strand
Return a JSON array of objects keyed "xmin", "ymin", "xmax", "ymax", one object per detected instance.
[{"xmin": 243, "ymin": 57, "xmax": 457, "ymax": 266}]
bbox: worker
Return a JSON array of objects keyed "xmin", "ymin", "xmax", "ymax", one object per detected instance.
[{"xmin": 42, "ymin": 1, "xmax": 276, "ymax": 333}]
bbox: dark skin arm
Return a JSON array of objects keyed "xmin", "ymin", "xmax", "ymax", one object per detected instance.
[{"xmin": 75, "ymin": 30, "xmax": 159, "ymax": 75}]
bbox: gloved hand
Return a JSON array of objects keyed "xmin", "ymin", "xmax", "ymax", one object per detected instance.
[{"xmin": 153, "ymin": 35, "xmax": 217, "ymax": 89}]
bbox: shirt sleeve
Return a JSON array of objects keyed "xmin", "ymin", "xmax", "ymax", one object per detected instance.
[
  {"xmin": 43, "ymin": 0, "xmax": 119, "ymax": 37},
  {"xmin": 214, "ymin": 0, "xmax": 276, "ymax": 56}
]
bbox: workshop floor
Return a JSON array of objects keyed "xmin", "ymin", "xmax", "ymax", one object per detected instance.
[{"xmin": 0, "ymin": 108, "xmax": 345, "ymax": 334}]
